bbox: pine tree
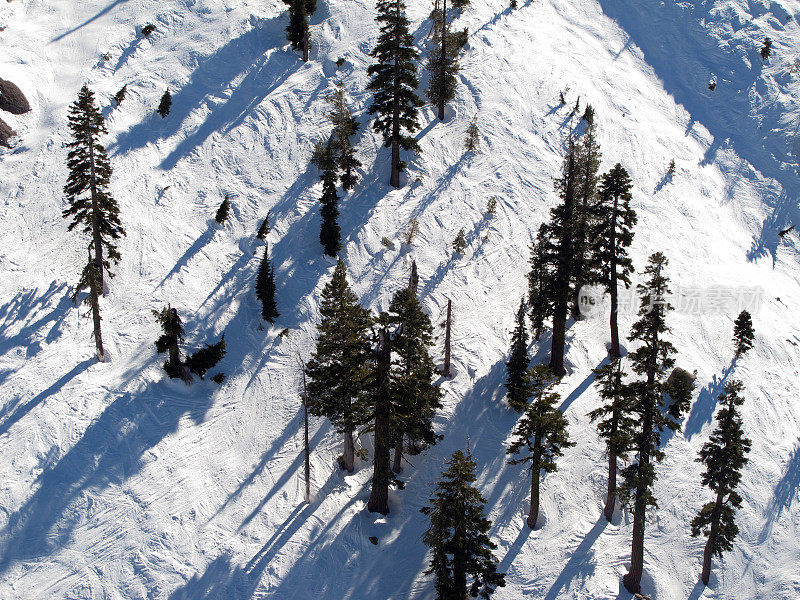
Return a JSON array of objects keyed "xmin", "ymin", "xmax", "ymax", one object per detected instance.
[
  {"xmin": 505, "ymin": 299, "xmax": 532, "ymax": 412},
  {"xmin": 114, "ymin": 84, "xmax": 127, "ymax": 106},
  {"xmin": 452, "ymin": 228, "xmax": 466, "ymax": 254},
  {"xmin": 666, "ymin": 367, "xmax": 695, "ymax": 420},
  {"xmin": 421, "ymin": 449, "xmax": 506, "ymax": 599},
  {"xmin": 388, "ymin": 285, "xmax": 442, "ymax": 473},
  {"xmin": 326, "ymin": 82, "xmax": 361, "ymax": 191},
  {"xmin": 507, "ymin": 365, "xmax": 574, "ymax": 528},
  {"xmin": 528, "ymin": 225, "xmax": 551, "ymax": 341},
  {"xmin": 153, "ymin": 304, "xmax": 187, "ymax": 379},
  {"xmin": 570, "ymin": 120, "xmax": 602, "ymax": 320},
  {"xmin": 63, "ymin": 84, "xmax": 125, "ymax": 293},
  {"xmin": 286, "ymin": 0, "xmax": 310, "ymax": 61},
  {"xmin": 732, "ymin": 310, "xmax": 755, "ymax": 358},
  {"xmin": 305, "ymin": 260, "xmax": 374, "ymax": 472},
  {"xmin": 426, "ymin": 0, "xmax": 459, "ymax": 121},
  {"xmin": 540, "ymin": 143, "xmax": 579, "ymax": 376},
  {"xmin": 592, "ymin": 163, "xmax": 636, "ymax": 357},
  {"xmin": 186, "ymin": 334, "xmax": 226, "ymax": 379},
  {"xmin": 691, "ymin": 379, "xmax": 751, "ymax": 586},
  {"xmin": 451, "ymin": 0, "xmax": 470, "ymax": 9},
  {"xmin": 317, "ymin": 145, "xmax": 341, "ymax": 257},
  {"xmin": 157, "ymin": 89, "xmax": 172, "ymax": 118},
  {"xmin": 368, "ymin": 321, "xmax": 395, "ymax": 514},
  {"xmin": 256, "ymin": 210, "xmax": 271, "ymax": 240},
  {"xmin": 465, "ymin": 116, "xmax": 479, "ymax": 152},
  {"xmin": 589, "ymin": 358, "xmax": 635, "ymax": 521},
  {"xmin": 760, "ymin": 37, "xmax": 772, "ymax": 61},
  {"xmin": 215, "ymin": 194, "xmax": 231, "ymax": 224},
  {"xmin": 367, "ymin": 0, "xmax": 424, "ymax": 188},
  {"xmin": 621, "ymin": 252, "xmax": 680, "ymax": 594},
  {"xmin": 256, "ymin": 243, "xmax": 279, "ymax": 323}
]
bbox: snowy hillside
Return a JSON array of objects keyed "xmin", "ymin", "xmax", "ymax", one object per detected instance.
[{"xmin": 1, "ymin": 0, "xmax": 799, "ymax": 598}]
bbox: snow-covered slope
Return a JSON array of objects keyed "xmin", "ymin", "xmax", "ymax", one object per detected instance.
[{"xmin": 1, "ymin": 0, "xmax": 799, "ymax": 598}]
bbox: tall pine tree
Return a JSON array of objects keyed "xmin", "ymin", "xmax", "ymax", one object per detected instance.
[
  {"xmin": 305, "ymin": 260, "xmax": 373, "ymax": 472},
  {"xmin": 426, "ymin": 0, "xmax": 459, "ymax": 121},
  {"xmin": 621, "ymin": 252, "xmax": 679, "ymax": 594},
  {"xmin": 691, "ymin": 379, "xmax": 751, "ymax": 585},
  {"xmin": 505, "ymin": 298, "xmax": 532, "ymax": 412},
  {"xmin": 421, "ymin": 448, "xmax": 506, "ymax": 599},
  {"xmin": 317, "ymin": 144, "xmax": 341, "ymax": 257},
  {"xmin": 528, "ymin": 224, "xmax": 551, "ymax": 341},
  {"xmin": 367, "ymin": 0, "xmax": 424, "ymax": 188},
  {"xmin": 368, "ymin": 321, "xmax": 395, "ymax": 514},
  {"xmin": 589, "ymin": 358, "xmax": 635, "ymax": 521},
  {"xmin": 153, "ymin": 304, "xmax": 187, "ymax": 379},
  {"xmin": 256, "ymin": 243, "xmax": 279, "ymax": 323},
  {"xmin": 507, "ymin": 365, "xmax": 574, "ymax": 528},
  {"xmin": 388, "ymin": 285, "xmax": 442, "ymax": 473},
  {"xmin": 592, "ymin": 164, "xmax": 636, "ymax": 357},
  {"xmin": 63, "ymin": 84, "xmax": 125, "ymax": 293},
  {"xmin": 732, "ymin": 310, "xmax": 755, "ymax": 358},
  {"xmin": 286, "ymin": 0, "xmax": 309, "ymax": 61},
  {"xmin": 326, "ymin": 82, "xmax": 361, "ymax": 191}
]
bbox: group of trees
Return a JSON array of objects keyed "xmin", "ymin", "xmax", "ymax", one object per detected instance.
[{"xmin": 153, "ymin": 305, "xmax": 227, "ymax": 382}]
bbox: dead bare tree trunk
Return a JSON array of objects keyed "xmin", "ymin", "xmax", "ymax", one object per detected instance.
[
  {"xmin": 408, "ymin": 259, "xmax": 419, "ymax": 294},
  {"xmin": 443, "ymin": 298, "xmax": 452, "ymax": 377}
]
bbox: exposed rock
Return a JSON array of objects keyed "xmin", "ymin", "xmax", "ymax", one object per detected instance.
[
  {"xmin": 0, "ymin": 116, "xmax": 16, "ymax": 147},
  {"xmin": 0, "ymin": 78, "xmax": 31, "ymax": 114}
]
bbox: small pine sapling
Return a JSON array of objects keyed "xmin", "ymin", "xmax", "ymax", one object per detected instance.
[
  {"xmin": 487, "ymin": 196, "xmax": 497, "ymax": 216},
  {"xmin": 510, "ymin": 0, "xmax": 517, "ymax": 8},
  {"xmin": 114, "ymin": 85, "xmax": 128, "ymax": 106},
  {"xmin": 732, "ymin": 310, "xmax": 755, "ymax": 358},
  {"xmin": 760, "ymin": 37, "xmax": 772, "ymax": 61},
  {"xmin": 157, "ymin": 89, "xmax": 172, "ymax": 118},
  {"xmin": 215, "ymin": 194, "xmax": 231, "ymax": 224},
  {"xmin": 453, "ymin": 228, "xmax": 467, "ymax": 254},
  {"xmin": 465, "ymin": 116, "xmax": 480, "ymax": 152},
  {"xmin": 559, "ymin": 90, "xmax": 566, "ymax": 105},
  {"xmin": 581, "ymin": 104, "xmax": 595, "ymax": 127},
  {"xmin": 186, "ymin": 334, "xmax": 226, "ymax": 379},
  {"xmin": 667, "ymin": 159, "xmax": 676, "ymax": 177},
  {"xmin": 404, "ymin": 217, "xmax": 420, "ymax": 245},
  {"xmin": 505, "ymin": 298, "xmax": 532, "ymax": 412},
  {"xmin": 141, "ymin": 23, "xmax": 156, "ymax": 37}
]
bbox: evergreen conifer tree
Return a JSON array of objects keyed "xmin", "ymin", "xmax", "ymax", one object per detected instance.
[
  {"xmin": 368, "ymin": 321, "xmax": 396, "ymax": 514},
  {"xmin": 760, "ymin": 37, "xmax": 772, "ymax": 61},
  {"xmin": 465, "ymin": 116, "xmax": 479, "ymax": 151},
  {"xmin": 528, "ymin": 224, "xmax": 551, "ymax": 341},
  {"xmin": 256, "ymin": 210, "xmax": 271, "ymax": 240},
  {"xmin": 426, "ymin": 0, "xmax": 459, "ymax": 121},
  {"xmin": 286, "ymin": 0, "xmax": 310, "ymax": 61},
  {"xmin": 507, "ymin": 365, "xmax": 574, "ymax": 528},
  {"xmin": 691, "ymin": 379, "xmax": 751, "ymax": 585},
  {"xmin": 505, "ymin": 299, "xmax": 532, "ymax": 412},
  {"xmin": 63, "ymin": 84, "xmax": 125, "ymax": 293},
  {"xmin": 589, "ymin": 358, "xmax": 635, "ymax": 521},
  {"xmin": 732, "ymin": 310, "xmax": 755, "ymax": 358},
  {"xmin": 256, "ymin": 243, "xmax": 279, "ymax": 323},
  {"xmin": 317, "ymin": 145, "xmax": 341, "ymax": 257},
  {"xmin": 153, "ymin": 304, "xmax": 187, "ymax": 379},
  {"xmin": 421, "ymin": 448, "xmax": 506, "ymax": 599},
  {"xmin": 621, "ymin": 252, "xmax": 680, "ymax": 594},
  {"xmin": 326, "ymin": 82, "xmax": 361, "ymax": 191},
  {"xmin": 592, "ymin": 163, "xmax": 636, "ymax": 357},
  {"xmin": 157, "ymin": 89, "xmax": 172, "ymax": 118},
  {"xmin": 186, "ymin": 334, "xmax": 226, "ymax": 379},
  {"xmin": 215, "ymin": 194, "xmax": 231, "ymax": 224},
  {"xmin": 114, "ymin": 84, "xmax": 127, "ymax": 106},
  {"xmin": 666, "ymin": 368, "xmax": 695, "ymax": 420},
  {"xmin": 367, "ymin": 0, "xmax": 424, "ymax": 188},
  {"xmin": 388, "ymin": 286, "xmax": 442, "ymax": 473},
  {"xmin": 305, "ymin": 260, "xmax": 374, "ymax": 472}
]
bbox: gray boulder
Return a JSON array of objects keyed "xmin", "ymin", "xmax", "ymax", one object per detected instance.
[{"xmin": 0, "ymin": 78, "xmax": 31, "ymax": 114}]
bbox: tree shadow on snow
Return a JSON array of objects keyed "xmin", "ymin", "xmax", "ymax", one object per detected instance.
[
  {"xmin": 683, "ymin": 361, "xmax": 734, "ymax": 439},
  {"xmin": 0, "ymin": 282, "xmax": 72, "ymax": 359},
  {"xmin": 759, "ymin": 439, "xmax": 800, "ymax": 543},
  {"xmin": 747, "ymin": 190, "xmax": 798, "ymax": 266},
  {"xmin": 50, "ymin": 0, "xmax": 130, "ymax": 43},
  {"xmin": 543, "ymin": 516, "xmax": 608, "ymax": 600}
]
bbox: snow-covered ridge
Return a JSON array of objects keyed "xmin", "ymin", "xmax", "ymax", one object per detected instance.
[{"xmin": 1, "ymin": 0, "xmax": 798, "ymax": 599}]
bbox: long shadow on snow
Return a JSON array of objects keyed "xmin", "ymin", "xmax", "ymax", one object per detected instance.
[
  {"xmin": 759, "ymin": 439, "xmax": 800, "ymax": 543},
  {"xmin": 543, "ymin": 516, "xmax": 607, "ymax": 600},
  {"xmin": 111, "ymin": 16, "xmax": 298, "ymax": 168},
  {"xmin": 684, "ymin": 361, "xmax": 734, "ymax": 439},
  {"xmin": 50, "ymin": 0, "xmax": 129, "ymax": 43},
  {"xmin": 0, "ymin": 377, "xmax": 217, "ymax": 572},
  {"xmin": 0, "ymin": 282, "xmax": 71, "ymax": 359},
  {"xmin": 595, "ymin": 0, "xmax": 799, "ymax": 261}
]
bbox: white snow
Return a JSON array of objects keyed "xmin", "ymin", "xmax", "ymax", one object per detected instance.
[{"xmin": 1, "ymin": 0, "xmax": 799, "ymax": 598}]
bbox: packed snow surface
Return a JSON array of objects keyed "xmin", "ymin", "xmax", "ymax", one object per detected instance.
[{"xmin": 1, "ymin": 0, "xmax": 799, "ymax": 598}]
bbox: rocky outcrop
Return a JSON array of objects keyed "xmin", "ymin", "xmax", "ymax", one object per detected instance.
[
  {"xmin": 0, "ymin": 78, "xmax": 31, "ymax": 114},
  {"xmin": 0, "ymin": 116, "xmax": 16, "ymax": 147}
]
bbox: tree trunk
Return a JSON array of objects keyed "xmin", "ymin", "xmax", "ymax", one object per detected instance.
[
  {"xmin": 453, "ymin": 548, "xmax": 467, "ymax": 598},
  {"xmin": 443, "ymin": 298, "xmax": 452, "ymax": 377},
  {"xmin": 392, "ymin": 434, "xmax": 403, "ymax": 473},
  {"xmin": 527, "ymin": 465, "xmax": 540, "ymax": 529},
  {"xmin": 302, "ymin": 28, "xmax": 309, "ymax": 62},
  {"xmin": 609, "ymin": 194, "xmax": 621, "ymax": 357},
  {"xmin": 390, "ymin": 139, "xmax": 400, "ymax": 188},
  {"xmin": 603, "ymin": 450, "xmax": 616, "ymax": 521},
  {"xmin": 343, "ymin": 428, "xmax": 355, "ymax": 473},
  {"xmin": 88, "ymin": 139, "xmax": 105, "ymax": 292},
  {"xmin": 89, "ymin": 264, "xmax": 105, "ymax": 362},
  {"xmin": 701, "ymin": 490, "xmax": 725, "ymax": 585},
  {"xmin": 168, "ymin": 343, "xmax": 180, "ymax": 374},
  {"xmin": 549, "ymin": 304, "xmax": 567, "ymax": 376},
  {"xmin": 623, "ymin": 497, "xmax": 646, "ymax": 593},
  {"xmin": 368, "ymin": 327, "xmax": 392, "ymax": 514},
  {"xmin": 437, "ymin": 0, "xmax": 447, "ymax": 121}
]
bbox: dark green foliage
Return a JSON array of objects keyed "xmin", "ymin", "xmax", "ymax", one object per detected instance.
[
  {"xmin": 421, "ymin": 449, "xmax": 506, "ymax": 600},
  {"xmin": 666, "ymin": 368, "xmax": 695, "ymax": 419},
  {"xmin": 157, "ymin": 89, "xmax": 172, "ymax": 118},
  {"xmin": 589, "ymin": 359, "xmax": 635, "ymax": 463},
  {"xmin": 510, "ymin": 0, "xmax": 517, "ymax": 8},
  {"xmin": 528, "ymin": 225, "xmax": 551, "ymax": 341},
  {"xmin": 505, "ymin": 299, "xmax": 532, "ymax": 412},
  {"xmin": 451, "ymin": 0, "xmax": 471, "ymax": 9},
  {"xmin": 63, "ymin": 84, "xmax": 125, "ymax": 290},
  {"xmin": 388, "ymin": 286, "xmax": 443, "ymax": 456},
  {"xmin": 732, "ymin": 310, "xmax": 755, "ymax": 358},
  {"xmin": 326, "ymin": 82, "xmax": 361, "ymax": 191},
  {"xmin": 452, "ymin": 229, "xmax": 466, "ymax": 254},
  {"xmin": 256, "ymin": 211, "xmax": 271, "ymax": 240},
  {"xmin": 210, "ymin": 373, "xmax": 226, "ymax": 384},
  {"xmin": 465, "ymin": 116, "xmax": 479, "ymax": 151},
  {"xmin": 367, "ymin": 0, "xmax": 423, "ymax": 186},
  {"xmin": 305, "ymin": 260, "xmax": 374, "ymax": 467},
  {"xmin": 427, "ymin": 0, "xmax": 461, "ymax": 120},
  {"xmin": 153, "ymin": 304, "xmax": 185, "ymax": 379},
  {"xmin": 317, "ymin": 145, "xmax": 341, "ymax": 257},
  {"xmin": 215, "ymin": 194, "xmax": 231, "ymax": 224},
  {"xmin": 114, "ymin": 84, "xmax": 128, "ymax": 106},
  {"xmin": 760, "ymin": 37, "xmax": 772, "ymax": 60},
  {"xmin": 141, "ymin": 23, "xmax": 156, "ymax": 37},
  {"xmin": 691, "ymin": 380, "xmax": 751, "ymax": 583},
  {"xmin": 186, "ymin": 334, "xmax": 226, "ymax": 379},
  {"xmin": 286, "ymin": 0, "xmax": 309, "ymax": 54},
  {"xmin": 256, "ymin": 244, "xmax": 279, "ymax": 323},
  {"xmin": 581, "ymin": 104, "xmax": 595, "ymax": 126}
]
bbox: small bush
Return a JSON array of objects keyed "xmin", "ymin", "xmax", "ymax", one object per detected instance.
[
  {"xmin": 667, "ymin": 159, "xmax": 676, "ymax": 177},
  {"xmin": 336, "ymin": 57, "xmax": 345, "ymax": 68},
  {"xmin": 157, "ymin": 89, "xmax": 172, "ymax": 118},
  {"xmin": 453, "ymin": 229, "xmax": 467, "ymax": 254},
  {"xmin": 210, "ymin": 373, "xmax": 226, "ymax": 384},
  {"xmin": 486, "ymin": 196, "xmax": 497, "ymax": 216},
  {"xmin": 215, "ymin": 194, "xmax": 231, "ymax": 224},
  {"xmin": 141, "ymin": 23, "xmax": 157, "ymax": 37},
  {"xmin": 404, "ymin": 217, "xmax": 420, "ymax": 245},
  {"xmin": 102, "ymin": 52, "xmax": 112, "ymax": 62},
  {"xmin": 381, "ymin": 236, "xmax": 395, "ymax": 250}
]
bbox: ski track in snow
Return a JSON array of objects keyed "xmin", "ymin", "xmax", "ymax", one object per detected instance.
[{"xmin": 1, "ymin": 0, "xmax": 799, "ymax": 598}]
